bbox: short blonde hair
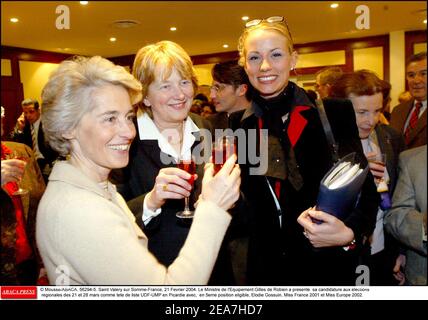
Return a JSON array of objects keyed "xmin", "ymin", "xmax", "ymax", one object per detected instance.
[
  {"xmin": 132, "ymin": 41, "xmax": 198, "ymax": 115},
  {"xmin": 237, "ymin": 20, "xmax": 295, "ymax": 67},
  {"xmin": 41, "ymin": 55, "xmax": 142, "ymax": 156}
]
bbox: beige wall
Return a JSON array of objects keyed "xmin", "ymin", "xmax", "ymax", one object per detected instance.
[
  {"xmin": 353, "ymin": 47, "xmax": 384, "ymax": 79},
  {"xmin": 414, "ymin": 42, "xmax": 427, "ymax": 54},
  {"xmin": 19, "ymin": 61, "xmax": 59, "ymax": 103},
  {"xmin": 1, "ymin": 59, "xmax": 12, "ymax": 76},
  {"xmin": 389, "ymin": 31, "xmax": 406, "ymax": 109},
  {"xmin": 194, "ymin": 63, "xmax": 214, "ymax": 86},
  {"xmin": 296, "ymin": 51, "xmax": 346, "ymax": 68}
]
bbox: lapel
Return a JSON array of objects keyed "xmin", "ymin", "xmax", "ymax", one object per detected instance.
[
  {"xmin": 408, "ymin": 108, "xmax": 427, "ymax": 143},
  {"xmin": 398, "ymin": 100, "xmax": 414, "ymax": 132},
  {"xmin": 375, "ymin": 125, "xmax": 394, "ymax": 177}
]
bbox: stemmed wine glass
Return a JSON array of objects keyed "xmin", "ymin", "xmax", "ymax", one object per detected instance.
[
  {"xmin": 6, "ymin": 151, "xmax": 29, "ymax": 196},
  {"xmin": 212, "ymin": 135, "xmax": 237, "ymax": 175},
  {"xmin": 175, "ymin": 156, "xmax": 196, "ymax": 219}
]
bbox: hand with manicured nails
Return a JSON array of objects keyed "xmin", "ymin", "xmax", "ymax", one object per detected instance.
[
  {"xmin": 146, "ymin": 167, "xmax": 197, "ymax": 211},
  {"xmin": 297, "ymin": 207, "xmax": 355, "ymax": 248}
]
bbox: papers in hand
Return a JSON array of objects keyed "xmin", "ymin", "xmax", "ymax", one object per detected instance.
[
  {"xmin": 323, "ymin": 161, "xmax": 364, "ymax": 190},
  {"xmin": 315, "ymin": 152, "xmax": 369, "ymax": 222}
]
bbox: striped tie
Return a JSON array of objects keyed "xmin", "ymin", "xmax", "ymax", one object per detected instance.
[
  {"xmin": 31, "ymin": 124, "xmax": 37, "ymax": 151},
  {"xmin": 404, "ymin": 101, "xmax": 422, "ymax": 145}
]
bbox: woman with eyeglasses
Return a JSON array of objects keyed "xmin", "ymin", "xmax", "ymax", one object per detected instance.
[{"xmin": 230, "ymin": 16, "xmax": 379, "ymax": 285}]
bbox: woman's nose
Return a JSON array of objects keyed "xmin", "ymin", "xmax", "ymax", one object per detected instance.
[{"xmin": 260, "ymin": 58, "xmax": 272, "ymax": 71}]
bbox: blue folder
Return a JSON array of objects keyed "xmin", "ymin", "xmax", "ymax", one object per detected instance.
[{"xmin": 315, "ymin": 152, "xmax": 369, "ymax": 222}]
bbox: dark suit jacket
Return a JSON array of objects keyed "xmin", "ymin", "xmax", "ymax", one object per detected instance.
[
  {"xmin": 10, "ymin": 120, "xmax": 59, "ymax": 168},
  {"xmin": 230, "ymin": 83, "xmax": 379, "ymax": 285},
  {"xmin": 390, "ymin": 99, "xmax": 427, "ymax": 149},
  {"xmin": 111, "ymin": 113, "xmax": 233, "ymax": 284},
  {"xmin": 207, "ymin": 112, "xmax": 229, "ymax": 130}
]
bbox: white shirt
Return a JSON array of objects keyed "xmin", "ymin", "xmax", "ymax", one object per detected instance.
[
  {"xmin": 31, "ymin": 118, "xmax": 44, "ymax": 160},
  {"xmin": 361, "ymin": 130, "xmax": 390, "ymax": 255},
  {"xmin": 136, "ymin": 110, "xmax": 200, "ymax": 224}
]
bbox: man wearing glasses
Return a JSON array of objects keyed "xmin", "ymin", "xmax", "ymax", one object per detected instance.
[{"xmin": 208, "ymin": 60, "xmax": 253, "ymax": 130}]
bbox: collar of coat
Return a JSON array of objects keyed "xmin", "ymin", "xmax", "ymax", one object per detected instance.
[{"xmin": 238, "ymin": 82, "xmax": 316, "ymax": 191}]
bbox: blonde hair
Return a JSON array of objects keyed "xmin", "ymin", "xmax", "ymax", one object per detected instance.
[
  {"xmin": 132, "ymin": 41, "xmax": 198, "ymax": 115},
  {"xmin": 41, "ymin": 55, "xmax": 142, "ymax": 156},
  {"xmin": 237, "ymin": 21, "xmax": 295, "ymax": 67}
]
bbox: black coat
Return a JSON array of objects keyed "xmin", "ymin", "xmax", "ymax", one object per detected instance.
[
  {"xmin": 230, "ymin": 82, "xmax": 379, "ymax": 285},
  {"xmin": 10, "ymin": 120, "xmax": 59, "ymax": 169}
]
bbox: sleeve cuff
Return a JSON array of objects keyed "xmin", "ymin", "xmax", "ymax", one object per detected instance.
[{"xmin": 142, "ymin": 196, "xmax": 162, "ymax": 225}]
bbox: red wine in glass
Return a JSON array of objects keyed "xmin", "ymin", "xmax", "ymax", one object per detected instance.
[
  {"xmin": 177, "ymin": 159, "xmax": 196, "ymax": 186},
  {"xmin": 212, "ymin": 136, "xmax": 236, "ymax": 175},
  {"xmin": 176, "ymin": 158, "xmax": 196, "ymax": 219},
  {"xmin": 7, "ymin": 152, "xmax": 29, "ymax": 196}
]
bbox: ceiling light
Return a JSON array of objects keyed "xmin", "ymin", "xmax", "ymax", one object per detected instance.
[
  {"xmin": 330, "ymin": 3, "xmax": 339, "ymax": 9},
  {"xmin": 242, "ymin": 16, "xmax": 249, "ymax": 21},
  {"xmin": 112, "ymin": 20, "xmax": 140, "ymax": 29},
  {"xmin": 170, "ymin": 27, "xmax": 177, "ymax": 31},
  {"xmin": 424, "ymin": 19, "xmax": 427, "ymax": 24},
  {"xmin": 10, "ymin": 17, "xmax": 19, "ymax": 23},
  {"xmin": 223, "ymin": 44, "xmax": 229, "ymax": 48},
  {"xmin": 110, "ymin": 37, "xmax": 117, "ymax": 42},
  {"xmin": 80, "ymin": 1, "xmax": 88, "ymax": 5}
]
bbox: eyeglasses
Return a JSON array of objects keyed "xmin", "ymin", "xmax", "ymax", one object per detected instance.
[
  {"xmin": 210, "ymin": 84, "xmax": 228, "ymax": 93},
  {"xmin": 245, "ymin": 16, "xmax": 285, "ymax": 28},
  {"xmin": 245, "ymin": 16, "xmax": 293, "ymax": 44}
]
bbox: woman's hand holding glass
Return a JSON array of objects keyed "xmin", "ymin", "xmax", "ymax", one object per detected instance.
[
  {"xmin": 366, "ymin": 152, "xmax": 387, "ymax": 187},
  {"xmin": 297, "ymin": 207, "xmax": 355, "ymax": 248},
  {"xmin": 3, "ymin": 151, "xmax": 29, "ymax": 195},
  {"xmin": 1, "ymin": 158, "xmax": 26, "ymax": 186},
  {"xmin": 146, "ymin": 167, "xmax": 197, "ymax": 211},
  {"xmin": 199, "ymin": 154, "xmax": 241, "ymax": 212}
]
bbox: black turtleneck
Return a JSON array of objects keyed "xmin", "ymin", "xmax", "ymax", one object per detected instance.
[{"xmin": 253, "ymin": 82, "xmax": 295, "ymax": 138}]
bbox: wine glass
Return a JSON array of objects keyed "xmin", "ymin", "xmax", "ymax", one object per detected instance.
[
  {"xmin": 7, "ymin": 151, "xmax": 29, "ymax": 196},
  {"xmin": 212, "ymin": 135, "xmax": 237, "ymax": 175},
  {"xmin": 175, "ymin": 157, "xmax": 196, "ymax": 219},
  {"xmin": 367, "ymin": 153, "xmax": 387, "ymax": 192}
]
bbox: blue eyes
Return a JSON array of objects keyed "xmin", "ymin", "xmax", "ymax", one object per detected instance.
[
  {"xmin": 248, "ymin": 52, "xmax": 283, "ymax": 62},
  {"xmin": 160, "ymin": 80, "xmax": 191, "ymax": 90}
]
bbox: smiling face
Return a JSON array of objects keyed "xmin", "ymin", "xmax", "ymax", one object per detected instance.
[
  {"xmin": 68, "ymin": 84, "xmax": 136, "ymax": 181},
  {"xmin": 144, "ymin": 67, "xmax": 194, "ymax": 127},
  {"xmin": 243, "ymin": 29, "xmax": 297, "ymax": 99},
  {"xmin": 406, "ymin": 58, "xmax": 427, "ymax": 102},
  {"xmin": 349, "ymin": 92, "xmax": 383, "ymax": 139}
]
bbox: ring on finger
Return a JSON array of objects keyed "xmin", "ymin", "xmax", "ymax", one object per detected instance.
[{"xmin": 162, "ymin": 184, "xmax": 168, "ymax": 192}]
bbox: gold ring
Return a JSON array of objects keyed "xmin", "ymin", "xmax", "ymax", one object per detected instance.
[{"xmin": 162, "ymin": 184, "xmax": 168, "ymax": 192}]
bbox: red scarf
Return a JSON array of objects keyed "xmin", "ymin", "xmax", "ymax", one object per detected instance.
[{"xmin": 1, "ymin": 143, "xmax": 32, "ymax": 264}]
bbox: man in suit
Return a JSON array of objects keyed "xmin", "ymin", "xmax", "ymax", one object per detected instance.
[
  {"xmin": 10, "ymin": 99, "xmax": 59, "ymax": 182},
  {"xmin": 390, "ymin": 52, "xmax": 427, "ymax": 149},
  {"xmin": 384, "ymin": 145, "xmax": 427, "ymax": 285},
  {"xmin": 208, "ymin": 60, "xmax": 252, "ymax": 130}
]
